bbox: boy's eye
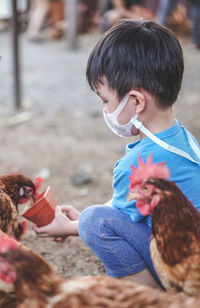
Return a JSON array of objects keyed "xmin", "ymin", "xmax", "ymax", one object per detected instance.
[{"xmin": 103, "ymin": 100, "xmax": 108, "ymax": 104}]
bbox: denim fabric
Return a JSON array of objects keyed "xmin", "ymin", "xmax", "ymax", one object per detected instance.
[{"xmin": 78, "ymin": 204, "xmax": 162, "ymax": 286}]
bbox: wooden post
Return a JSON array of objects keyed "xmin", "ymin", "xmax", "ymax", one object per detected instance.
[
  {"xmin": 0, "ymin": 0, "xmax": 32, "ymax": 126},
  {"xmin": 11, "ymin": 0, "xmax": 22, "ymax": 110},
  {"xmin": 67, "ymin": 0, "xmax": 78, "ymax": 49}
]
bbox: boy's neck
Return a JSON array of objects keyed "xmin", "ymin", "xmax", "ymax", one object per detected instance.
[{"xmin": 139, "ymin": 106, "xmax": 174, "ymax": 140}]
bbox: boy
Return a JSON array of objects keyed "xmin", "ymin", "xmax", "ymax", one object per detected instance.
[{"xmin": 34, "ymin": 19, "xmax": 200, "ymax": 289}]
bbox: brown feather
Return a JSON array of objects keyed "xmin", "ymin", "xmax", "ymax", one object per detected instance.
[
  {"xmin": 0, "ymin": 191, "xmax": 18, "ymax": 235},
  {"xmin": 147, "ymin": 178, "xmax": 200, "ymax": 297},
  {"xmin": 1, "ymin": 232, "xmax": 200, "ymax": 308},
  {"xmin": 0, "ymin": 174, "xmax": 35, "ymax": 240}
]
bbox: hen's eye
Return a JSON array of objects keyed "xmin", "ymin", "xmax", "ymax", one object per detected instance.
[
  {"xmin": 19, "ymin": 187, "xmax": 24, "ymax": 196},
  {"xmin": 143, "ymin": 186, "xmax": 148, "ymax": 192}
]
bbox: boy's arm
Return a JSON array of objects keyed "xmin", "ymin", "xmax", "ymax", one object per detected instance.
[
  {"xmin": 112, "ymin": 167, "xmax": 144, "ymax": 220},
  {"xmin": 33, "ymin": 199, "xmax": 113, "ymax": 239}
]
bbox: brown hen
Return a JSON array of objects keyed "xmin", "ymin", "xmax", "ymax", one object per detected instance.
[
  {"xmin": 0, "ymin": 174, "xmax": 35, "ymax": 240},
  {"xmin": 1, "ymin": 232, "xmax": 200, "ymax": 308},
  {"xmin": 128, "ymin": 154, "xmax": 200, "ymax": 297}
]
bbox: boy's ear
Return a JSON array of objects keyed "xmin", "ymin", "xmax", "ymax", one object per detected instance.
[{"xmin": 128, "ymin": 89, "xmax": 145, "ymax": 114}]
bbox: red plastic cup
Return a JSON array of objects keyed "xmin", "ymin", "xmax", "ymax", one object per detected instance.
[{"xmin": 22, "ymin": 186, "xmax": 58, "ymax": 227}]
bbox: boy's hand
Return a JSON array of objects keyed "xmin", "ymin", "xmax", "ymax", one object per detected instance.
[{"xmin": 33, "ymin": 205, "xmax": 80, "ymax": 239}]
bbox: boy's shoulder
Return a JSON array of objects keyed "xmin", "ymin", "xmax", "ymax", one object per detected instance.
[
  {"xmin": 115, "ymin": 120, "xmax": 199, "ymax": 173},
  {"xmin": 115, "ymin": 140, "xmax": 154, "ymax": 173}
]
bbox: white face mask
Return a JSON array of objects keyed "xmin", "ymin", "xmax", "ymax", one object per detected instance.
[
  {"xmin": 103, "ymin": 94, "xmax": 200, "ymax": 165},
  {"xmin": 103, "ymin": 94, "xmax": 136, "ymax": 138}
]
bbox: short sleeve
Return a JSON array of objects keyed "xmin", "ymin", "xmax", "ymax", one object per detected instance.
[{"xmin": 112, "ymin": 167, "xmax": 145, "ymax": 221}]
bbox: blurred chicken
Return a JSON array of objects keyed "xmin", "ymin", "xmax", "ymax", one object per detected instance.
[
  {"xmin": 127, "ymin": 154, "xmax": 200, "ymax": 297},
  {"xmin": 0, "ymin": 175, "xmax": 42, "ymax": 307},
  {"xmin": 1, "ymin": 232, "xmax": 200, "ymax": 308},
  {"xmin": 0, "ymin": 174, "xmax": 36, "ymax": 240},
  {"xmin": 0, "ymin": 228, "xmax": 55, "ymax": 307}
]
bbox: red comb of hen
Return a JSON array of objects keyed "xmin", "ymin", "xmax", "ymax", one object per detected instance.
[
  {"xmin": 129, "ymin": 153, "xmax": 171, "ymax": 189},
  {"xmin": 34, "ymin": 176, "xmax": 44, "ymax": 200},
  {"xmin": 0, "ymin": 235, "xmax": 17, "ymax": 253},
  {"xmin": 34, "ymin": 176, "xmax": 43, "ymax": 191}
]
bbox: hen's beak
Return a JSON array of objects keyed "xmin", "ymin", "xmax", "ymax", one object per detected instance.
[
  {"xmin": 24, "ymin": 187, "xmax": 35, "ymax": 202},
  {"xmin": 127, "ymin": 192, "xmax": 140, "ymax": 202}
]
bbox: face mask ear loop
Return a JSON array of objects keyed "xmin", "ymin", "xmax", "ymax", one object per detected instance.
[
  {"xmin": 130, "ymin": 114, "xmax": 143, "ymax": 130},
  {"xmin": 108, "ymin": 94, "xmax": 130, "ymax": 117},
  {"xmin": 130, "ymin": 116, "xmax": 200, "ymax": 166}
]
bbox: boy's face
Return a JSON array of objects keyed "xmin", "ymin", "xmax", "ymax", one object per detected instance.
[
  {"xmin": 96, "ymin": 78, "xmax": 138, "ymax": 127},
  {"xmin": 96, "ymin": 80, "xmax": 120, "ymax": 114}
]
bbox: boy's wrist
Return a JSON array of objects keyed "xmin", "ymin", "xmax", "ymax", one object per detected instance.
[{"xmin": 67, "ymin": 220, "xmax": 79, "ymax": 236}]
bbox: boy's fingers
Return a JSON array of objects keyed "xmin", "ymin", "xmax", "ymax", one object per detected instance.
[
  {"xmin": 60, "ymin": 205, "xmax": 80, "ymax": 220},
  {"xmin": 57, "ymin": 205, "xmax": 73, "ymax": 214},
  {"xmin": 55, "ymin": 205, "xmax": 71, "ymax": 220},
  {"xmin": 61, "ymin": 206, "xmax": 72, "ymax": 214},
  {"xmin": 55, "ymin": 205, "xmax": 65, "ymax": 216},
  {"xmin": 33, "ymin": 224, "xmax": 50, "ymax": 234},
  {"xmin": 52, "ymin": 237, "xmax": 67, "ymax": 243},
  {"xmin": 36, "ymin": 233, "xmax": 49, "ymax": 237}
]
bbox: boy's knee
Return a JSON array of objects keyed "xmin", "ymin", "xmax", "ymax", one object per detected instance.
[{"xmin": 78, "ymin": 205, "xmax": 104, "ymax": 245}]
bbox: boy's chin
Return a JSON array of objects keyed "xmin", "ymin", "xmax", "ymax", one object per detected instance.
[{"xmin": 131, "ymin": 126, "xmax": 139, "ymax": 136}]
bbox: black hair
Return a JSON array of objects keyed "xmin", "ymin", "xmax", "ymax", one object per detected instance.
[{"xmin": 86, "ymin": 19, "xmax": 184, "ymax": 109}]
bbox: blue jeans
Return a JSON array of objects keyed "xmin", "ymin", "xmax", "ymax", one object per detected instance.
[{"xmin": 78, "ymin": 205, "xmax": 162, "ymax": 286}]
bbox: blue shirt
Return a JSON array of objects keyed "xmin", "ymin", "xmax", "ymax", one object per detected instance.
[{"xmin": 112, "ymin": 120, "xmax": 200, "ymax": 227}]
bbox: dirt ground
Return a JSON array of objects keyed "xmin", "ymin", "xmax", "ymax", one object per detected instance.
[{"xmin": 0, "ymin": 31, "xmax": 200, "ymax": 279}]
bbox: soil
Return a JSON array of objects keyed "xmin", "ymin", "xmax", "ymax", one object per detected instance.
[{"xmin": 0, "ymin": 32, "xmax": 200, "ymax": 279}]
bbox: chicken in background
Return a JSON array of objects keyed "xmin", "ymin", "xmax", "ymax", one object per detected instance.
[
  {"xmin": 127, "ymin": 154, "xmax": 200, "ymax": 297},
  {"xmin": 0, "ymin": 227, "xmax": 57, "ymax": 308},
  {"xmin": 0, "ymin": 174, "xmax": 36, "ymax": 240},
  {"xmin": 19, "ymin": 175, "xmax": 43, "ymax": 203},
  {"xmin": 1, "ymin": 232, "xmax": 200, "ymax": 308},
  {"xmin": 0, "ymin": 175, "xmax": 46, "ymax": 307}
]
